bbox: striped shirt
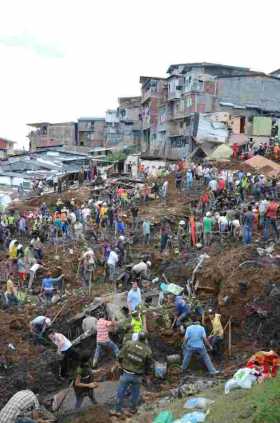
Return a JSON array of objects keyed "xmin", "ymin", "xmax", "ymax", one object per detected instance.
[
  {"xmin": 96, "ymin": 319, "xmax": 112, "ymax": 343},
  {"xmin": 0, "ymin": 390, "xmax": 39, "ymax": 423}
]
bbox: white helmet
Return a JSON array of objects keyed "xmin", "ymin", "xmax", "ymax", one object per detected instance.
[
  {"xmin": 206, "ymin": 212, "xmax": 211, "ymax": 217},
  {"xmin": 147, "ymin": 261, "xmax": 152, "ymax": 267},
  {"xmin": 179, "ymin": 220, "xmax": 186, "ymax": 225},
  {"xmin": 119, "ymin": 236, "xmax": 125, "ymax": 241}
]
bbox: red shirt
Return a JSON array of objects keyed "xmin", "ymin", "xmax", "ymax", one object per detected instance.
[
  {"xmin": 218, "ymin": 179, "xmax": 225, "ymax": 190},
  {"xmin": 266, "ymin": 202, "xmax": 279, "ymax": 219},
  {"xmin": 201, "ymin": 193, "xmax": 209, "ymax": 204}
]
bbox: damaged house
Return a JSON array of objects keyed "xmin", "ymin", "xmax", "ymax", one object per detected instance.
[{"xmin": 140, "ymin": 63, "xmax": 280, "ymax": 160}]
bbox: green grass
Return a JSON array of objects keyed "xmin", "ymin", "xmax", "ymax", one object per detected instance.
[{"xmin": 137, "ymin": 374, "xmax": 280, "ymax": 423}]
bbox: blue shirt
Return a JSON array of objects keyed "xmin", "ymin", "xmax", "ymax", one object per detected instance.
[
  {"xmin": 42, "ymin": 276, "xmax": 61, "ymax": 291},
  {"xmin": 175, "ymin": 296, "xmax": 190, "ymax": 316},
  {"xmin": 143, "ymin": 221, "xmax": 151, "ymax": 235},
  {"xmin": 127, "ymin": 288, "xmax": 142, "ymax": 311},
  {"xmin": 185, "ymin": 324, "xmax": 206, "ymax": 348}
]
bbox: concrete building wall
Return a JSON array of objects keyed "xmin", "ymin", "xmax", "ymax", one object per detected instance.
[
  {"xmin": 28, "ymin": 123, "xmax": 76, "ymax": 150},
  {"xmin": 78, "ymin": 119, "xmax": 105, "ymax": 148},
  {"xmin": 216, "ymin": 76, "xmax": 280, "ymax": 112}
]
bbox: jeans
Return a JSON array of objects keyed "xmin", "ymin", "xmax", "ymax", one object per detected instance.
[
  {"xmin": 263, "ymin": 218, "xmax": 279, "ymax": 241},
  {"xmin": 182, "ymin": 345, "xmax": 217, "ymax": 374},
  {"xmin": 143, "ymin": 233, "xmax": 150, "ymax": 245},
  {"xmin": 176, "ymin": 311, "xmax": 190, "ymax": 327},
  {"xmin": 28, "ymin": 270, "xmax": 36, "ymax": 289},
  {"xmin": 116, "ymin": 372, "xmax": 141, "ymax": 411},
  {"xmin": 160, "ymin": 234, "xmax": 168, "ymax": 252},
  {"xmin": 186, "ymin": 179, "xmax": 193, "ymax": 189},
  {"xmin": 16, "ymin": 419, "xmax": 36, "ymax": 423},
  {"xmin": 108, "ymin": 264, "xmax": 116, "ymax": 281},
  {"xmin": 93, "ymin": 340, "xmax": 119, "ymax": 364},
  {"xmin": 243, "ymin": 225, "xmax": 252, "ymax": 245}
]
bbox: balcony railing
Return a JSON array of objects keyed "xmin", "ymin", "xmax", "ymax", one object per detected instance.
[{"xmin": 168, "ymin": 89, "xmax": 181, "ymax": 100}]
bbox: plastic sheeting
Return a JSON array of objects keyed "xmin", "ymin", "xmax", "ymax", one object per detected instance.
[
  {"xmin": 208, "ymin": 144, "xmax": 233, "ymax": 161},
  {"xmin": 196, "ymin": 113, "xmax": 228, "ymax": 144}
]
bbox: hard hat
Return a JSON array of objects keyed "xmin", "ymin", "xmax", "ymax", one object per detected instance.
[
  {"xmin": 179, "ymin": 220, "xmax": 186, "ymax": 225},
  {"xmin": 119, "ymin": 236, "xmax": 125, "ymax": 241},
  {"xmin": 147, "ymin": 261, "xmax": 152, "ymax": 267},
  {"xmin": 206, "ymin": 212, "xmax": 211, "ymax": 217}
]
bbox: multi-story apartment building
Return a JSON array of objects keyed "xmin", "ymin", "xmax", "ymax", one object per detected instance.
[
  {"xmin": 140, "ymin": 63, "xmax": 280, "ymax": 160},
  {"xmin": 105, "ymin": 96, "xmax": 142, "ymax": 151},
  {"xmin": 77, "ymin": 117, "xmax": 105, "ymax": 148},
  {"xmin": 140, "ymin": 76, "xmax": 167, "ymax": 158}
]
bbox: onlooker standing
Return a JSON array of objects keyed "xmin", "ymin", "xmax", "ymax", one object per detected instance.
[
  {"xmin": 143, "ymin": 218, "xmax": 151, "ymax": 245},
  {"xmin": 242, "ymin": 205, "xmax": 254, "ymax": 245}
]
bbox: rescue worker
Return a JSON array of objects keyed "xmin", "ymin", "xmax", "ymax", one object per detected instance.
[
  {"xmin": 208, "ymin": 309, "xmax": 224, "ymax": 358},
  {"xmin": 175, "ymin": 295, "xmax": 190, "ymax": 328},
  {"xmin": 112, "ymin": 333, "xmax": 152, "ymax": 417},
  {"xmin": 182, "ymin": 314, "xmax": 219, "ymax": 375},
  {"xmin": 92, "ymin": 315, "xmax": 119, "ymax": 368},
  {"xmin": 177, "ymin": 220, "xmax": 186, "ymax": 251},
  {"xmin": 73, "ymin": 353, "xmax": 98, "ymax": 409},
  {"xmin": 29, "ymin": 315, "xmax": 51, "ymax": 342}
]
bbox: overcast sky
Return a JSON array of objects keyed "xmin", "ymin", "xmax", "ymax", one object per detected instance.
[{"xmin": 0, "ymin": 0, "xmax": 279, "ymax": 147}]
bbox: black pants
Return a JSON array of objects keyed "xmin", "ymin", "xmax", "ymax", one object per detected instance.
[{"xmin": 61, "ymin": 347, "xmax": 80, "ymax": 377}]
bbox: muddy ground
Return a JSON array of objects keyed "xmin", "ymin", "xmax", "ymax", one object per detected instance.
[{"xmin": 1, "ymin": 174, "xmax": 280, "ymax": 421}]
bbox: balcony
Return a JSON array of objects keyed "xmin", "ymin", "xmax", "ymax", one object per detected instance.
[
  {"xmin": 168, "ymin": 89, "xmax": 182, "ymax": 101},
  {"xmin": 141, "ymin": 87, "xmax": 157, "ymax": 104},
  {"xmin": 167, "ymin": 108, "xmax": 187, "ymax": 120}
]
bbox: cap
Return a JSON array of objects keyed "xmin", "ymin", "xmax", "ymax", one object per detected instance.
[
  {"xmin": 147, "ymin": 261, "xmax": 152, "ymax": 267},
  {"xmin": 206, "ymin": 212, "xmax": 211, "ymax": 217}
]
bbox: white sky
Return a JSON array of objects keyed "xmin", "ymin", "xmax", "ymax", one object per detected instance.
[{"xmin": 0, "ymin": 0, "xmax": 279, "ymax": 148}]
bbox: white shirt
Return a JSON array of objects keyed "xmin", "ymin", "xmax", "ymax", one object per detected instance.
[
  {"xmin": 107, "ymin": 251, "xmax": 119, "ymax": 266},
  {"xmin": 209, "ymin": 179, "xmax": 218, "ymax": 191},
  {"xmin": 30, "ymin": 263, "xmax": 42, "ymax": 273},
  {"xmin": 70, "ymin": 212, "xmax": 76, "ymax": 224},
  {"xmin": 218, "ymin": 216, "xmax": 228, "ymax": 225},
  {"xmin": 232, "ymin": 219, "xmax": 240, "ymax": 228},
  {"xmin": 259, "ymin": 200, "xmax": 269, "ymax": 214},
  {"xmin": 9, "ymin": 240, "xmax": 17, "ymax": 250},
  {"xmin": 74, "ymin": 222, "xmax": 83, "ymax": 233},
  {"xmin": 132, "ymin": 261, "xmax": 148, "ymax": 275},
  {"xmin": 82, "ymin": 208, "xmax": 91, "ymax": 220}
]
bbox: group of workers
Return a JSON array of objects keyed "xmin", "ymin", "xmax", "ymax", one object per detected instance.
[{"xmin": 1, "ymin": 157, "xmax": 279, "ymax": 422}]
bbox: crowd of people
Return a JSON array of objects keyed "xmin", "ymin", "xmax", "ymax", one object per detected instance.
[{"xmin": 1, "ymin": 158, "xmax": 280, "ymax": 421}]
